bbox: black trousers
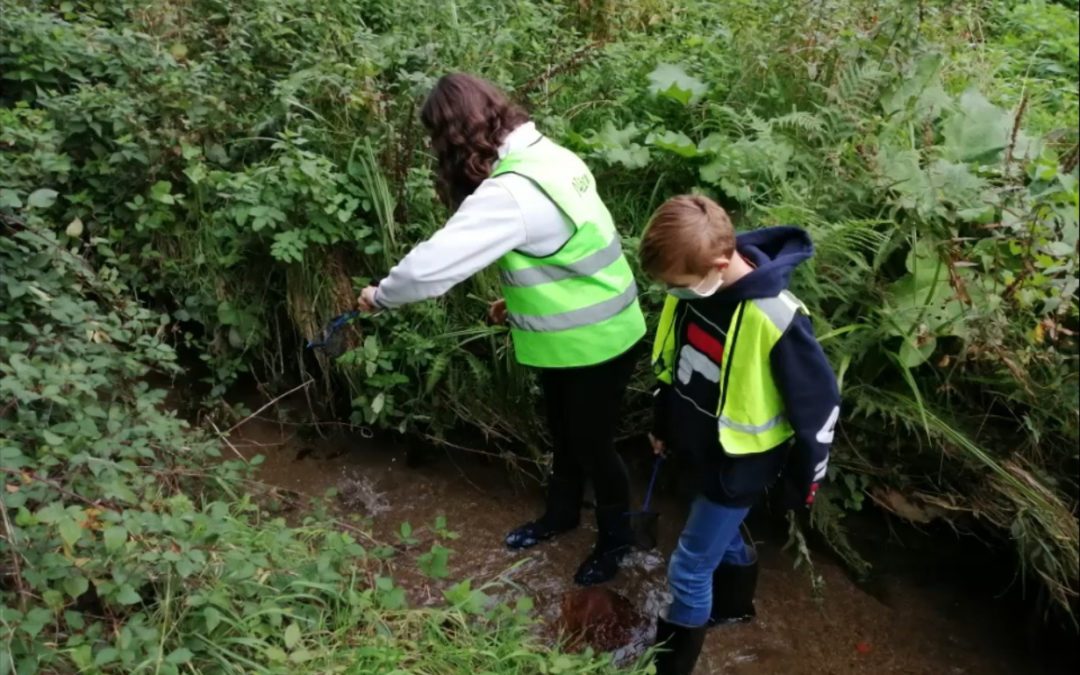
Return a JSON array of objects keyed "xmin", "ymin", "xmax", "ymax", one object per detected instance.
[{"xmin": 538, "ymin": 342, "xmax": 640, "ymax": 512}]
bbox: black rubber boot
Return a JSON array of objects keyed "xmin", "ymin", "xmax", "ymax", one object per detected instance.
[
  {"xmin": 573, "ymin": 504, "xmax": 633, "ymax": 586},
  {"xmin": 707, "ymin": 556, "xmax": 758, "ymax": 627},
  {"xmin": 505, "ymin": 476, "xmax": 582, "ymax": 550},
  {"xmin": 652, "ymin": 616, "xmax": 707, "ymax": 675}
]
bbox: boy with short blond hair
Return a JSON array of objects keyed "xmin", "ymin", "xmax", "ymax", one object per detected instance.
[{"xmin": 641, "ymin": 195, "xmax": 840, "ymax": 674}]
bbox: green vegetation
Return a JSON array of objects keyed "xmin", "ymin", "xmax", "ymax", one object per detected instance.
[
  {"xmin": 0, "ymin": 227, "xmax": 644, "ymax": 673},
  {"xmin": 1, "ymin": 0, "xmax": 1078, "ymax": 670}
]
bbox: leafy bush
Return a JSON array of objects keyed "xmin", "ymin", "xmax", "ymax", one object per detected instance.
[
  {"xmin": 0, "ymin": 221, "xmax": 645, "ymax": 673},
  {"xmin": 551, "ymin": 0, "xmax": 1079, "ymax": 616},
  {"xmin": 2, "ymin": 0, "xmax": 1076, "ymax": 622}
]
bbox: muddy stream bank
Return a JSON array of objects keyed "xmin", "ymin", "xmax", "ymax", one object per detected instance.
[{"xmin": 230, "ymin": 417, "xmax": 1069, "ymax": 675}]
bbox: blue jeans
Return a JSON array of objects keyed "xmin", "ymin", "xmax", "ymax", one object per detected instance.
[{"xmin": 666, "ymin": 497, "xmax": 753, "ymax": 627}]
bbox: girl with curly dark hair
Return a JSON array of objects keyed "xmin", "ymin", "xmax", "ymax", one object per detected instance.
[{"xmin": 357, "ymin": 73, "xmax": 646, "ymax": 586}]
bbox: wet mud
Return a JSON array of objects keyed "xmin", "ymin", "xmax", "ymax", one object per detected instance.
[{"xmin": 231, "ymin": 419, "xmax": 1070, "ymax": 675}]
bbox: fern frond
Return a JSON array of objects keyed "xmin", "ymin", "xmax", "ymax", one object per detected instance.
[
  {"xmin": 831, "ymin": 60, "xmax": 886, "ymax": 111},
  {"xmin": 424, "ymin": 352, "xmax": 451, "ymax": 395},
  {"xmin": 768, "ymin": 109, "xmax": 826, "ymax": 137},
  {"xmin": 704, "ymin": 104, "xmax": 747, "ymax": 137}
]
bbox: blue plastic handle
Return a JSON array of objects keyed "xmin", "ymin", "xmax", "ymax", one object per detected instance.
[
  {"xmin": 642, "ymin": 454, "xmax": 664, "ymax": 512},
  {"xmin": 307, "ymin": 310, "xmax": 362, "ymax": 349}
]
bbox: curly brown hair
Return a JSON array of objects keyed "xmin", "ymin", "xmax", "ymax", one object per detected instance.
[{"xmin": 420, "ymin": 73, "xmax": 530, "ymax": 209}]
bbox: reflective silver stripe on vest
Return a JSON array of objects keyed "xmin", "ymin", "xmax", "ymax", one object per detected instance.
[
  {"xmin": 718, "ymin": 413, "xmax": 787, "ymax": 435},
  {"xmin": 508, "ymin": 281, "xmax": 638, "ymax": 332},
  {"xmin": 500, "ymin": 236, "xmax": 624, "ymax": 288},
  {"xmin": 751, "ymin": 291, "xmax": 803, "ymax": 333}
]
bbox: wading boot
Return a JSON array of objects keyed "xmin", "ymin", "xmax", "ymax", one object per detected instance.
[
  {"xmin": 573, "ymin": 503, "xmax": 633, "ymax": 586},
  {"xmin": 707, "ymin": 555, "xmax": 758, "ymax": 627},
  {"xmin": 505, "ymin": 476, "xmax": 582, "ymax": 550},
  {"xmin": 652, "ymin": 616, "xmax": 706, "ymax": 675}
]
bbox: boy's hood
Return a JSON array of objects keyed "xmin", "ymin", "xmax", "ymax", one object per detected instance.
[{"xmin": 718, "ymin": 226, "xmax": 813, "ymax": 302}]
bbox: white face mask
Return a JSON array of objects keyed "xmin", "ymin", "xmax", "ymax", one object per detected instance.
[{"xmin": 668, "ymin": 270, "xmax": 724, "ymax": 300}]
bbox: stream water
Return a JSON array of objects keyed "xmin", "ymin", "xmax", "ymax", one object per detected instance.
[{"xmin": 230, "ymin": 417, "xmax": 1069, "ymax": 675}]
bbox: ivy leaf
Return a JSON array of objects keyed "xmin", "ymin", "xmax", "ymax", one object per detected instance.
[
  {"xmin": 27, "ymin": 188, "xmax": 59, "ymax": 209},
  {"xmin": 647, "ymin": 63, "xmax": 707, "ymax": 105}
]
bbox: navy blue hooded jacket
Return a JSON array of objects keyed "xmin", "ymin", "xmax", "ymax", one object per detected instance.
[{"xmin": 652, "ymin": 226, "xmax": 839, "ymax": 507}]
